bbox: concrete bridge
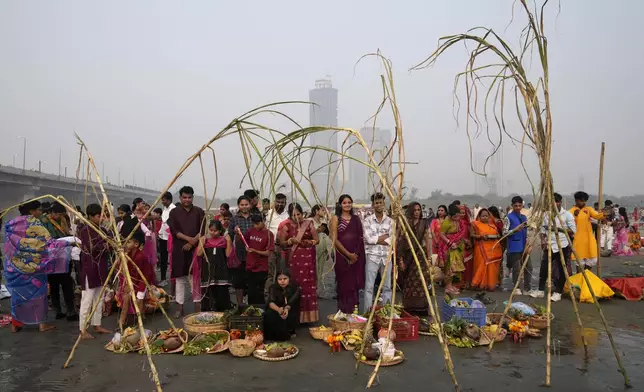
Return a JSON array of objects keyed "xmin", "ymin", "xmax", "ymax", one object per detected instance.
[{"xmin": 0, "ymin": 165, "xmax": 161, "ymax": 218}]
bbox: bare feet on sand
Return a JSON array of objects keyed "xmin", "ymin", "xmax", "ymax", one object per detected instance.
[
  {"xmin": 80, "ymin": 330, "xmax": 95, "ymax": 340},
  {"xmin": 39, "ymin": 323, "xmax": 56, "ymax": 332},
  {"xmin": 93, "ymin": 326, "xmax": 111, "ymax": 334}
]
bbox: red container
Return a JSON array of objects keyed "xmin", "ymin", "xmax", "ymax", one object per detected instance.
[{"xmin": 375, "ymin": 309, "xmax": 419, "ymax": 342}]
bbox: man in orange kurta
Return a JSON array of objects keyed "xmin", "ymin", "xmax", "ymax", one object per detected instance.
[{"xmin": 569, "ymin": 191, "xmax": 604, "ymax": 269}]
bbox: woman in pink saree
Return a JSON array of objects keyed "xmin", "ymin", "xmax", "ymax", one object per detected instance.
[{"xmin": 613, "ymin": 207, "xmax": 634, "ymax": 256}]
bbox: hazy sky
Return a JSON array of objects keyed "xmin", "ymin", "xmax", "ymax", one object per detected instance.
[{"xmin": 1, "ymin": 0, "xmax": 642, "ymax": 200}]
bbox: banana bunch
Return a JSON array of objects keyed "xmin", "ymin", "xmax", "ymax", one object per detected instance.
[{"xmin": 344, "ymin": 329, "xmax": 364, "ymax": 347}]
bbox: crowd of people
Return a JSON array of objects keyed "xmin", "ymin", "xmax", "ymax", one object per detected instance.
[{"xmin": 3, "ymin": 186, "xmax": 643, "ymax": 341}]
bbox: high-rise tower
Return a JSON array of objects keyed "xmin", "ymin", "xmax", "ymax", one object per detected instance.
[{"xmin": 308, "ymin": 77, "xmax": 338, "ymax": 203}]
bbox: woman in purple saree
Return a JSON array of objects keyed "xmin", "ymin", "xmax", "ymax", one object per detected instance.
[
  {"xmin": 330, "ymin": 195, "xmax": 366, "ymax": 313},
  {"xmin": 4, "ymin": 200, "xmax": 76, "ymax": 332}
]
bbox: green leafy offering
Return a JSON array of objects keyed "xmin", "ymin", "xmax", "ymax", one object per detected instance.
[
  {"xmin": 443, "ymin": 316, "xmax": 467, "ymax": 338},
  {"xmin": 183, "ymin": 333, "xmax": 228, "ymax": 356},
  {"xmin": 241, "ymin": 306, "xmax": 263, "ymax": 317},
  {"xmin": 375, "ymin": 304, "xmax": 404, "ymax": 319}
]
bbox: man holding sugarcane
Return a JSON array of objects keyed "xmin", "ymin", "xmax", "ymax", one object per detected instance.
[{"xmin": 503, "ymin": 196, "xmax": 532, "ymax": 295}]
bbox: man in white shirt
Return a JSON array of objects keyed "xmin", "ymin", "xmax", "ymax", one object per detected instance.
[
  {"xmin": 362, "ymin": 193, "xmax": 394, "ymax": 312},
  {"xmin": 472, "ymin": 204, "xmax": 482, "ymax": 221},
  {"xmin": 158, "ymin": 191, "xmax": 175, "ymax": 286},
  {"xmin": 264, "ymin": 193, "xmax": 289, "ymax": 299},
  {"xmin": 530, "ymin": 192, "xmax": 576, "ymax": 302},
  {"xmin": 600, "ymin": 200, "xmax": 616, "ymax": 254}
]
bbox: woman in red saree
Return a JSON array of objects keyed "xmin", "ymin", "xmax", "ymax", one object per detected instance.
[
  {"xmin": 471, "ymin": 209, "xmax": 503, "ymax": 291},
  {"xmin": 278, "ymin": 203, "xmax": 319, "ymax": 323},
  {"xmin": 430, "ymin": 205, "xmax": 448, "ymax": 255}
]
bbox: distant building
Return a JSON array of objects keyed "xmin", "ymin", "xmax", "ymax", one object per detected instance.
[
  {"xmin": 349, "ymin": 127, "xmax": 392, "ymax": 200},
  {"xmin": 473, "ymin": 146, "xmax": 501, "ymax": 196},
  {"xmin": 308, "ymin": 77, "xmax": 338, "ymax": 203}
]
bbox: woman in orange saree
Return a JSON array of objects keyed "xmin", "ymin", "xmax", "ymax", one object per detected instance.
[{"xmin": 471, "ymin": 209, "xmax": 503, "ymax": 291}]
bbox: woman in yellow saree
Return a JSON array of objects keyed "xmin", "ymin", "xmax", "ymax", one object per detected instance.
[{"xmin": 471, "ymin": 209, "xmax": 503, "ymax": 291}]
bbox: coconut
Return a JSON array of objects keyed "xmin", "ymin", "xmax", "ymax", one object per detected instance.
[
  {"xmin": 267, "ymin": 347, "xmax": 285, "ymax": 358},
  {"xmin": 125, "ymin": 330, "xmax": 141, "ymax": 346},
  {"xmin": 363, "ymin": 347, "xmax": 380, "ymax": 361},
  {"xmin": 163, "ymin": 336, "xmax": 182, "ymax": 351},
  {"xmin": 378, "ymin": 328, "xmax": 396, "ymax": 341},
  {"xmin": 465, "ymin": 324, "xmax": 480, "ymax": 341}
]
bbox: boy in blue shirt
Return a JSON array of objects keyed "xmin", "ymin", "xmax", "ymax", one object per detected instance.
[{"xmin": 502, "ymin": 196, "xmax": 532, "ymax": 295}]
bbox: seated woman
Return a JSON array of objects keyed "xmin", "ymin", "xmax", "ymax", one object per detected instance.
[
  {"xmin": 264, "ymin": 270, "xmax": 300, "ymax": 341},
  {"xmin": 628, "ymin": 225, "xmax": 642, "ymax": 253}
]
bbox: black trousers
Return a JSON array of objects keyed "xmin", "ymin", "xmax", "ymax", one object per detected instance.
[
  {"xmin": 158, "ymin": 239, "xmax": 168, "ymax": 281},
  {"xmin": 264, "ymin": 306, "xmax": 299, "ymax": 341},
  {"xmin": 247, "ymin": 271, "xmax": 268, "ymax": 306},
  {"xmin": 48, "ymin": 273, "xmax": 76, "ymax": 315},
  {"xmin": 538, "ymin": 246, "xmax": 572, "ymax": 294},
  {"xmin": 201, "ymin": 285, "xmax": 232, "ymax": 312}
]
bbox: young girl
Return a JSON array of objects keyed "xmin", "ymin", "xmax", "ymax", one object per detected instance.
[
  {"xmin": 118, "ymin": 226, "xmax": 154, "ymax": 329},
  {"xmin": 197, "ymin": 220, "xmax": 233, "ymax": 311},
  {"xmin": 264, "ymin": 270, "xmax": 301, "ymax": 341},
  {"xmin": 117, "ymin": 204, "xmax": 133, "ymax": 234}
]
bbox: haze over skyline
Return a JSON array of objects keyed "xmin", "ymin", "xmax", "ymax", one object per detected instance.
[{"xmin": 1, "ymin": 0, "xmax": 641, "ymax": 200}]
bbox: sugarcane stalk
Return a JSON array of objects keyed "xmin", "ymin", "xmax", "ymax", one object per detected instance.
[
  {"xmin": 62, "ymin": 138, "xmax": 170, "ymax": 392},
  {"xmin": 595, "ymin": 142, "xmax": 605, "ymax": 278},
  {"xmin": 563, "ymin": 234, "xmax": 631, "ymax": 387},
  {"xmin": 397, "ymin": 215, "xmax": 460, "ymax": 392},
  {"xmin": 119, "ymin": 250, "xmax": 163, "ymax": 392},
  {"xmin": 551, "ymin": 213, "xmax": 588, "ymax": 358},
  {"xmin": 63, "ymin": 252, "xmax": 119, "ymax": 369},
  {"xmin": 487, "ymin": 232, "xmax": 539, "ymax": 351},
  {"xmin": 122, "ymin": 252, "xmax": 185, "ymax": 340},
  {"xmin": 396, "ymin": 211, "xmax": 444, "ymax": 329},
  {"xmin": 545, "ymin": 197, "xmax": 553, "ymax": 386},
  {"xmin": 357, "ymin": 220, "xmax": 396, "ymax": 375},
  {"xmin": 366, "ymin": 225, "xmax": 398, "ymax": 388}
]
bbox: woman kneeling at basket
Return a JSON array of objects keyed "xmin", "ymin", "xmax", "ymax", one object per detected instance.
[{"xmin": 264, "ymin": 270, "xmax": 300, "ymax": 341}]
